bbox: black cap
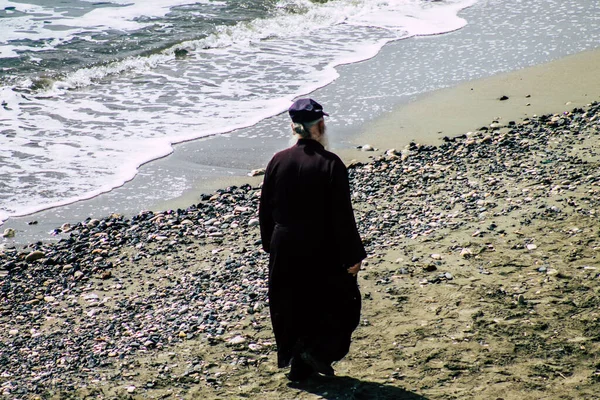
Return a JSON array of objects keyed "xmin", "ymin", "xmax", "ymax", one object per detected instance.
[{"xmin": 288, "ymin": 98, "xmax": 329, "ymax": 123}]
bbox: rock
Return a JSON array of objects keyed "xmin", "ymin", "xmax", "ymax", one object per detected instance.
[
  {"xmin": 9, "ymin": 329, "xmax": 18, "ymax": 336},
  {"xmin": 25, "ymin": 251, "xmax": 45, "ymax": 262},
  {"xmin": 249, "ymin": 168, "xmax": 265, "ymax": 177},
  {"xmin": 2, "ymin": 228, "xmax": 15, "ymax": 238},
  {"xmin": 460, "ymin": 248, "xmax": 473, "ymax": 258},
  {"xmin": 227, "ymin": 335, "xmax": 246, "ymax": 345},
  {"xmin": 499, "ymin": 95, "xmax": 509, "ymax": 101},
  {"xmin": 248, "ymin": 343, "xmax": 262, "ymax": 352},
  {"xmin": 361, "ymin": 144, "xmax": 374, "ymax": 152},
  {"xmin": 43, "ymin": 296, "xmax": 56, "ymax": 303},
  {"xmin": 430, "ymin": 253, "xmax": 442, "ymax": 260},
  {"xmin": 526, "ymin": 243, "xmax": 537, "ymax": 250},
  {"xmin": 248, "ymin": 218, "xmax": 260, "ymax": 227},
  {"xmin": 445, "ymin": 272, "xmax": 453, "ymax": 280},
  {"xmin": 174, "ymin": 48, "xmax": 188, "ymax": 58}
]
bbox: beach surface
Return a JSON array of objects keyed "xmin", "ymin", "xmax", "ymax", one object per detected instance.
[{"xmin": 1, "ymin": 50, "xmax": 600, "ymax": 399}]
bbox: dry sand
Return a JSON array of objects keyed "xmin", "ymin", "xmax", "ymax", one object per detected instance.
[{"xmin": 357, "ymin": 49, "xmax": 600, "ymax": 151}]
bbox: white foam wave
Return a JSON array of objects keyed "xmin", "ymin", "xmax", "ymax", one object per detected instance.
[
  {"xmin": 347, "ymin": 0, "xmax": 478, "ymax": 34},
  {"xmin": 0, "ymin": 0, "xmax": 480, "ymax": 223},
  {"xmin": 0, "ymin": 0, "xmax": 213, "ymax": 58}
]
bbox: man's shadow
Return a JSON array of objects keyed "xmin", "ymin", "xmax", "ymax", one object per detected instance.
[{"xmin": 288, "ymin": 375, "xmax": 428, "ymax": 400}]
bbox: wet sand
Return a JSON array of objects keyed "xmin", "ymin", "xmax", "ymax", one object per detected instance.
[{"xmin": 1, "ymin": 50, "xmax": 600, "ymax": 399}]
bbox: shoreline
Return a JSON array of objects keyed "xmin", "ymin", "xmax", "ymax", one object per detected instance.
[
  {"xmin": 156, "ymin": 48, "xmax": 600, "ymax": 213},
  {"xmin": 1, "ymin": 41, "xmax": 600, "ymax": 398}
]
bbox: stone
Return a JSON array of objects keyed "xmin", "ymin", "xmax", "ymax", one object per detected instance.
[
  {"xmin": 526, "ymin": 243, "xmax": 537, "ymax": 250},
  {"xmin": 362, "ymin": 144, "xmax": 374, "ymax": 152},
  {"xmin": 249, "ymin": 168, "xmax": 265, "ymax": 177},
  {"xmin": 2, "ymin": 228, "xmax": 15, "ymax": 238},
  {"xmin": 227, "ymin": 335, "xmax": 246, "ymax": 345},
  {"xmin": 248, "ymin": 218, "xmax": 260, "ymax": 227},
  {"xmin": 430, "ymin": 253, "xmax": 442, "ymax": 260},
  {"xmin": 25, "ymin": 251, "xmax": 45, "ymax": 262}
]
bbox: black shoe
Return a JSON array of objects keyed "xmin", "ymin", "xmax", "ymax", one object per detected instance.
[
  {"xmin": 287, "ymin": 356, "xmax": 314, "ymax": 382},
  {"xmin": 300, "ymin": 351, "xmax": 335, "ymax": 376}
]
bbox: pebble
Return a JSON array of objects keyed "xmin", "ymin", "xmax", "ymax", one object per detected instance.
[
  {"xmin": 25, "ymin": 251, "xmax": 45, "ymax": 262},
  {"xmin": 3, "ymin": 228, "xmax": 15, "ymax": 238},
  {"xmin": 361, "ymin": 144, "xmax": 374, "ymax": 152},
  {"xmin": 249, "ymin": 168, "xmax": 265, "ymax": 177},
  {"xmin": 227, "ymin": 335, "xmax": 246, "ymax": 345}
]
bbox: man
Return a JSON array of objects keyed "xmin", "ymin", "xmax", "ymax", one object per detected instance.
[{"xmin": 259, "ymin": 98, "xmax": 366, "ymax": 381}]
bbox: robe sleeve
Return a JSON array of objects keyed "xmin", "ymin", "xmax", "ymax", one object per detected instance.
[
  {"xmin": 259, "ymin": 159, "xmax": 275, "ymax": 253},
  {"xmin": 330, "ymin": 159, "xmax": 366, "ymax": 267}
]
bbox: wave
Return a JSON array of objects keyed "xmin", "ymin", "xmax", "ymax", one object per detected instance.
[
  {"xmin": 0, "ymin": 0, "xmax": 479, "ymax": 224},
  {"xmin": 7, "ymin": 0, "xmax": 476, "ymax": 94}
]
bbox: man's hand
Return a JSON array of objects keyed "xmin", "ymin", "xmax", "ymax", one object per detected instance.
[{"xmin": 347, "ymin": 262, "xmax": 362, "ymax": 276}]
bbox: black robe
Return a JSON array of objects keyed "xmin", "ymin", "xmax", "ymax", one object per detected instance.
[{"xmin": 259, "ymin": 139, "xmax": 366, "ymax": 368}]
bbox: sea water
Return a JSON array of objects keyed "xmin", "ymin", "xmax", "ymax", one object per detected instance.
[{"xmin": 0, "ymin": 0, "xmax": 477, "ymax": 225}]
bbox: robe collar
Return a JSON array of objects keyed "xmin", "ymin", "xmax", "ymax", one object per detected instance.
[{"xmin": 296, "ymin": 138, "xmax": 324, "ymax": 149}]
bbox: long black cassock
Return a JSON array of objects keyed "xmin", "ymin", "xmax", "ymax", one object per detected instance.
[{"xmin": 259, "ymin": 138, "xmax": 366, "ymax": 368}]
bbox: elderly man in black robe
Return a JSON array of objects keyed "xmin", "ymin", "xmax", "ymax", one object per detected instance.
[{"xmin": 259, "ymin": 98, "xmax": 366, "ymax": 381}]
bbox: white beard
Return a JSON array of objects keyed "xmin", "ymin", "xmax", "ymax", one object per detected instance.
[
  {"xmin": 316, "ymin": 127, "xmax": 330, "ymax": 150},
  {"xmin": 289, "ymin": 125, "xmax": 329, "ymax": 150}
]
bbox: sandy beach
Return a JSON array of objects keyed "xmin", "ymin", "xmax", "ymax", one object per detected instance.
[{"xmin": 1, "ymin": 49, "xmax": 600, "ymax": 399}]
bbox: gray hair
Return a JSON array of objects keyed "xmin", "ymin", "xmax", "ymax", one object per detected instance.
[{"xmin": 292, "ymin": 117, "xmax": 323, "ymax": 139}]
